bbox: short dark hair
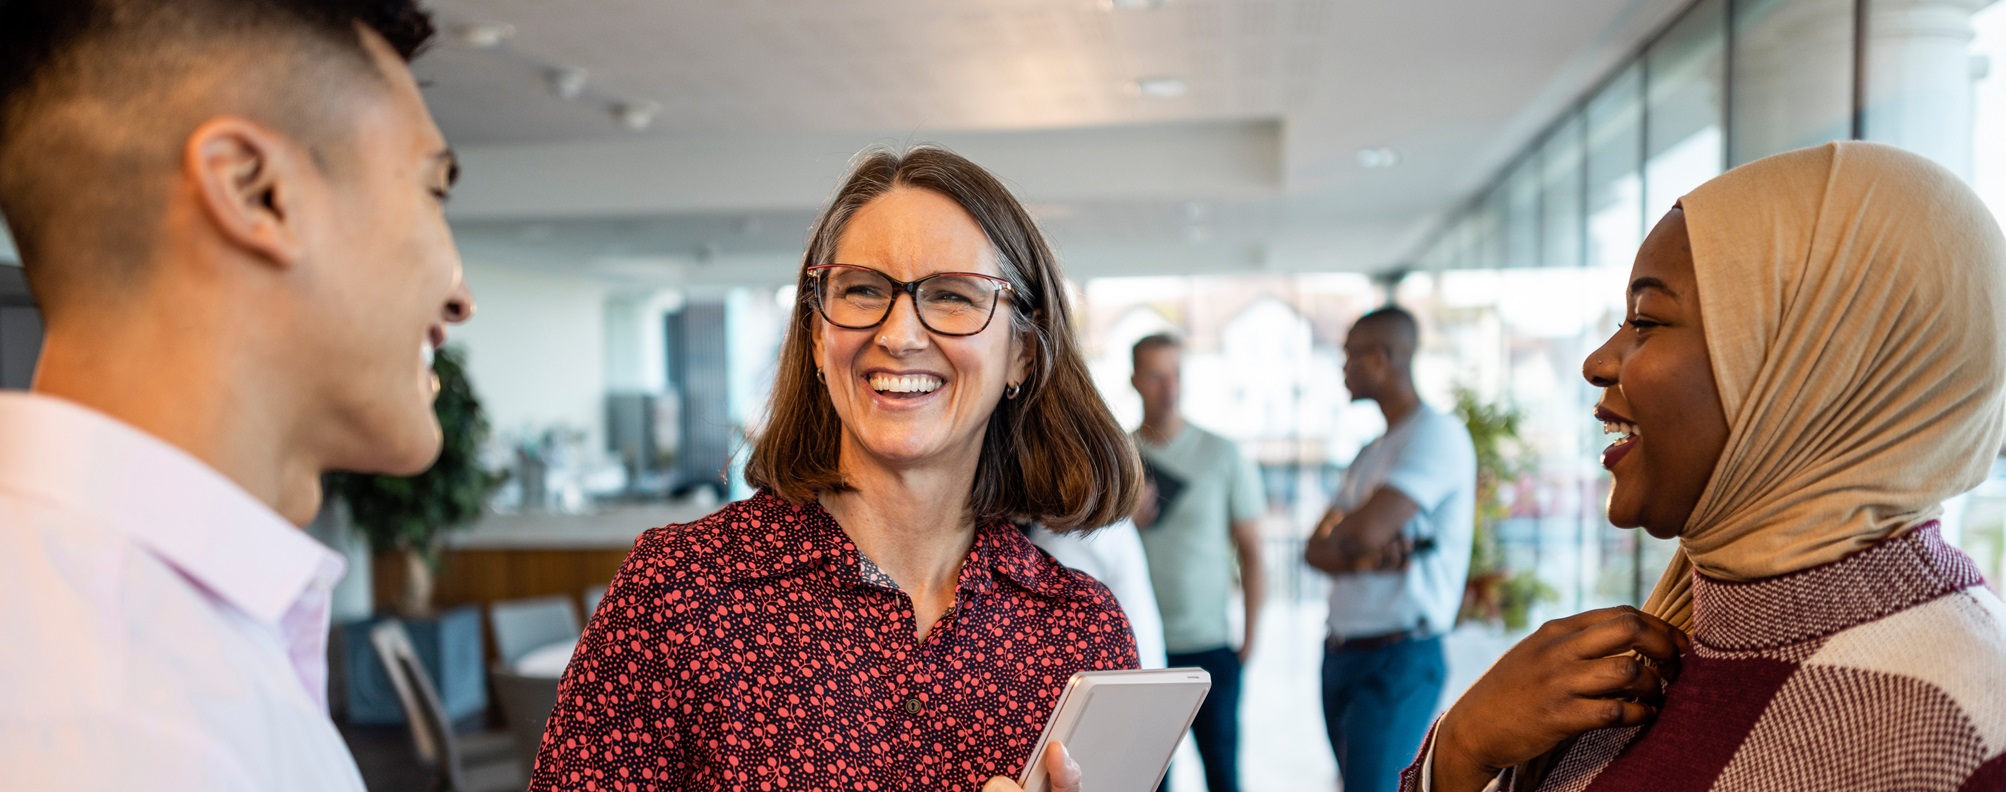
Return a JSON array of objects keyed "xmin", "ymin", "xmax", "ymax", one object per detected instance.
[
  {"xmin": 744, "ymin": 146, "xmax": 1144, "ymax": 532},
  {"xmin": 0, "ymin": 0, "xmax": 435, "ymax": 300},
  {"xmin": 1131, "ymin": 333, "xmax": 1181, "ymax": 369},
  {"xmin": 1355, "ymin": 305, "xmax": 1418, "ymax": 342}
]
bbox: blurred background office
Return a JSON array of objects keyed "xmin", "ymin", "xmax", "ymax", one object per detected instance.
[{"xmin": 6, "ymin": 0, "xmax": 2006, "ymax": 789}]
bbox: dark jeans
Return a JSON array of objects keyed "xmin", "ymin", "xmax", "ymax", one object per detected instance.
[
  {"xmin": 1320, "ymin": 635, "xmax": 1446, "ymax": 792},
  {"xmin": 1165, "ymin": 646, "xmax": 1242, "ymax": 792}
]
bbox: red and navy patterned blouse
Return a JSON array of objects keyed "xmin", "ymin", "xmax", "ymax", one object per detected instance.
[{"xmin": 529, "ymin": 489, "xmax": 1141, "ymax": 792}]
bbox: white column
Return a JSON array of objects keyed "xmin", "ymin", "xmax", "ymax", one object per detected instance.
[
  {"xmin": 1732, "ymin": 0, "xmax": 1857, "ymax": 165},
  {"xmin": 1865, "ymin": 0, "xmax": 1992, "ymax": 179}
]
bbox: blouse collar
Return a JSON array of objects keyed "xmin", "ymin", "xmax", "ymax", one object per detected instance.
[{"xmin": 722, "ymin": 489, "xmax": 1085, "ymax": 602}]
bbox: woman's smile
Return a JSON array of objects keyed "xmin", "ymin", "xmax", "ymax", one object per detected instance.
[
  {"xmin": 1596, "ymin": 405, "xmax": 1640, "ymax": 471},
  {"xmin": 862, "ymin": 368, "xmax": 949, "ymax": 409}
]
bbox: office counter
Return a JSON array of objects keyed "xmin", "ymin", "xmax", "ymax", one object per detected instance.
[{"xmin": 373, "ymin": 501, "xmax": 719, "ymax": 617}]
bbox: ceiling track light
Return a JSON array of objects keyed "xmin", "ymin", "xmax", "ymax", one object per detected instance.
[
  {"xmin": 547, "ymin": 66, "xmax": 589, "ymax": 100},
  {"xmin": 613, "ymin": 100, "xmax": 662, "ymax": 131},
  {"xmin": 454, "ymin": 22, "xmax": 515, "ymax": 49},
  {"xmin": 1132, "ymin": 76, "xmax": 1188, "ymax": 99},
  {"xmin": 1357, "ymin": 147, "xmax": 1402, "ymax": 168}
]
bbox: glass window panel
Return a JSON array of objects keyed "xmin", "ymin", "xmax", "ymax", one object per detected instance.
[
  {"xmin": 1453, "ymin": 214, "xmax": 1482, "ymax": 270},
  {"xmin": 1541, "ymin": 114, "xmax": 1587, "ymax": 270},
  {"xmin": 1473, "ymin": 186, "xmax": 1507, "ymax": 270},
  {"xmin": 1588, "ymin": 65, "xmax": 1646, "ymax": 273},
  {"xmin": 1967, "ymin": 2, "xmax": 2006, "ymax": 221},
  {"xmin": 1731, "ymin": 0, "xmax": 1855, "ymax": 166},
  {"xmin": 1645, "ymin": 0, "xmax": 1728, "ymax": 217},
  {"xmin": 1418, "ymin": 234, "xmax": 1449, "ymax": 272},
  {"xmin": 1504, "ymin": 157, "xmax": 1541, "ymax": 269}
]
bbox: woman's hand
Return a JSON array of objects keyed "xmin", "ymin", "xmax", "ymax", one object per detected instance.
[
  {"xmin": 1432, "ymin": 606, "xmax": 1690, "ymax": 792},
  {"xmin": 983, "ymin": 743, "xmax": 1082, "ymax": 792}
]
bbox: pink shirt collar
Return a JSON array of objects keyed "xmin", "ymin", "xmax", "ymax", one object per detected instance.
[{"xmin": 0, "ymin": 392, "xmax": 343, "ymax": 629}]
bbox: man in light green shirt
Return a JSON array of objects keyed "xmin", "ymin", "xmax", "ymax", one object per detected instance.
[{"xmin": 1129, "ymin": 333, "xmax": 1266, "ymax": 792}]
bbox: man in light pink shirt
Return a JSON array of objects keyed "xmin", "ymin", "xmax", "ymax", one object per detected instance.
[{"xmin": 0, "ymin": 1, "xmax": 471, "ymax": 788}]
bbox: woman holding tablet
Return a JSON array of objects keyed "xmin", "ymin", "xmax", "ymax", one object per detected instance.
[{"xmin": 530, "ymin": 147, "xmax": 1144, "ymax": 791}]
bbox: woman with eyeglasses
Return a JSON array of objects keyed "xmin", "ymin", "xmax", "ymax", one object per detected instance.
[{"xmin": 530, "ymin": 147, "xmax": 1146, "ymax": 792}]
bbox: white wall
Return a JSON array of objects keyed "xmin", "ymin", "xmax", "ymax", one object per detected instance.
[
  {"xmin": 604, "ymin": 290, "xmax": 684, "ymax": 393},
  {"xmin": 452, "ymin": 259, "xmax": 609, "ymax": 452}
]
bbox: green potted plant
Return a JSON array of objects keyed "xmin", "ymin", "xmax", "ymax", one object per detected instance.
[
  {"xmin": 328, "ymin": 344, "xmax": 503, "ymax": 617},
  {"xmin": 1453, "ymin": 386, "xmax": 1555, "ymax": 630}
]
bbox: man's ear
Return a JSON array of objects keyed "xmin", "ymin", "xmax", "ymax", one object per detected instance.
[{"xmin": 185, "ymin": 117, "xmax": 309, "ymax": 270}]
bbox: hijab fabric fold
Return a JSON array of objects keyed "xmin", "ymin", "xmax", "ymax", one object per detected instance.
[{"xmin": 1645, "ymin": 141, "xmax": 2006, "ymax": 632}]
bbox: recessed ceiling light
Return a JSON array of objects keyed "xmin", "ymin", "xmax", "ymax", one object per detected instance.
[
  {"xmin": 547, "ymin": 67, "xmax": 589, "ymax": 100},
  {"xmin": 613, "ymin": 101, "xmax": 662, "ymax": 131},
  {"xmin": 1133, "ymin": 77, "xmax": 1189, "ymax": 99},
  {"xmin": 1358, "ymin": 147, "xmax": 1401, "ymax": 168},
  {"xmin": 454, "ymin": 22, "xmax": 515, "ymax": 49}
]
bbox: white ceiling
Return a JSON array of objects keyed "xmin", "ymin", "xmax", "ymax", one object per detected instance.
[{"xmin": 421, "ymin": 0, "xmax": 1693, "ymax": 287}]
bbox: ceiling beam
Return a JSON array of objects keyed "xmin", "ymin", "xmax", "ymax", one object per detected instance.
[{"xmin": 447, "ymin": 118, "xmax": 1284, "ymax": 220}]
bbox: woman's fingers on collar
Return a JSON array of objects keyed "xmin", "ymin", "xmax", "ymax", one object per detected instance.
[{"xmin": 1569, "ymin": 607, "xmax": 1687, "ymax": 668}]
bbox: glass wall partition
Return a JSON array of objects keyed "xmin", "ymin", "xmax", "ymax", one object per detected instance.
[
  {"xmin": 1503, "ymin": 158, "xmax": 1543, "ymax": 270},
  {"xmin": 1541, "ymin": 117, "xmax": 1588, "ymax": 271},
  {"xmin": 1644, "ymin": 0, "xmax": 1728, "ymax": 217},
  {"xmin": 1586, "ymin": 66, "xmax": 1647, "ymax": 274}
]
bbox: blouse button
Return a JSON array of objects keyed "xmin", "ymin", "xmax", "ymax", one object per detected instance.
[{"xmin": 903, "ymin": 698, "xmax": 922, "ymax": 715}]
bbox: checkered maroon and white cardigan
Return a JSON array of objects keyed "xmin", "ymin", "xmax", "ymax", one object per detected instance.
[{"xmin": 1402, "ymin": 522, "xmax": 2006, "ymax": 792}]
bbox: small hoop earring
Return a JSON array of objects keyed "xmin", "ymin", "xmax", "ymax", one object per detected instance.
[
  {"xmin": 815, "ymin": 367, "xmax": 826, "ymax": 384},
  {"xmin": 1005, "ymin": 382, "xmax": 1023, "ymax": 400}
]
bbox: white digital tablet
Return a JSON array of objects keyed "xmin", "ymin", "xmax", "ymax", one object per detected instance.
[{"xmin": 1019, "ymin": 668, "xmax": 1212, "ymax": 792}]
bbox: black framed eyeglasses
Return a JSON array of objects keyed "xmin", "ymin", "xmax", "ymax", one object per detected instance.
[{"xmin": 806, "ymin": 264, "xmax": 1017, "ymax": 337}]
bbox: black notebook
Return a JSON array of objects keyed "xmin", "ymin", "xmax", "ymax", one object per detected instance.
[{"xmin": 1139, "ymin": 457, "xmax": 1187, "ymax": 526}]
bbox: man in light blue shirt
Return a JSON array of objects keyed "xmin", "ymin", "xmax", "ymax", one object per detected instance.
[{"xmin": 1305, "ymin": 307, "xmax": 1476, "ymax": 792}]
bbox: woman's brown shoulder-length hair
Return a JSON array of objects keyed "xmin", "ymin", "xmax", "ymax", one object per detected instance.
[{"xmin": 743, "ymin": 146, "xmax": 1142, "ymax": 532}]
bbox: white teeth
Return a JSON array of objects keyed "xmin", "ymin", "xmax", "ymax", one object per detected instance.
[
  {"xmin": 422, "ymin": 342, "xmax": 435, "ymax": 367},
  {"xmin": 1601, "ymin": 420, "xmax": 1641, "ymax": 439},
  {"xmin": 868, "ymin": 374, "xmax": 943, "ymax": 394}
]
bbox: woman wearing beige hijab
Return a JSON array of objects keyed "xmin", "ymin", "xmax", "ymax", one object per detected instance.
[{"xmin": 1408, "ymin": 141, "xmax": 2006, "ymax": 792}]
